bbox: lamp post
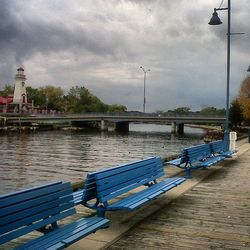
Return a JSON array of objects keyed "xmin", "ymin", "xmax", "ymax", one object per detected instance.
[
  {"xmin": 208, "ymin": 0, "xmax": 231, "ymax": 150},
  {"xmin": 140, "ymin": 66, "xmax": 150, "ymax": 113}
]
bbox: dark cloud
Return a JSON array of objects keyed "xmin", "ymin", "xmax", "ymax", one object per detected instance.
[{"xmin": 0, "ymin": 0, "xmax": 249, "ymax": 111}]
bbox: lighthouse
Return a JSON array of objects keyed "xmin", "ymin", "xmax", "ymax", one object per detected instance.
[{"xmin": 13, "ymin": 67, "xmax": 27, "ymax": 111}]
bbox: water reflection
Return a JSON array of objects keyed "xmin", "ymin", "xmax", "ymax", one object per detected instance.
[{"xmin": 0, "ymin": 123, "xmax": 205, "ymax": 194}]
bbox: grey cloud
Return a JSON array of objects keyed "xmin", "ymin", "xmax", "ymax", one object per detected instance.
[{"xmin": 0, "ymin": 0, "xmax": 249, "ymax": 111}]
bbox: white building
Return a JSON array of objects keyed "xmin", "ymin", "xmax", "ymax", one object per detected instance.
[{"xmin": 13, "ymin": 67, "xmax": 27, "ymax": 104}]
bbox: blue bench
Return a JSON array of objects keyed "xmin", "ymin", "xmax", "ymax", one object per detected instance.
[
  {"xmin": 210, "ymin": 140, "xmax": 234, "ymax": 158},
  {"xmin": 81, "ymin": 156, "xmax": 186, "ymax": 216},
  {"xmin": 0, "ymin": 181, "xmax": 109, "ymax": 250},
  {"xmin": 73, "ymin": 189, "xmax": 84, "ymax": 205},
  {"xmin": 167, "ymin": 143, "xmax": 226, "ymax": 178}
]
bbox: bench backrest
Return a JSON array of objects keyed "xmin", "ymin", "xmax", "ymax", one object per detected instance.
[
  {"xmin": 184, "ymin": 143, "xmax": 212, "ymax": 163},
  {"xmin": 82, "ymin": 156, "xmax": 163, "ymax": 204},
  {"xmin": 0, "ymin": 181, "xmax": 75, "ymax": 245},
  {"xmin": 210, "ymin": 140, "xmax": 224, "ymax": 154}
]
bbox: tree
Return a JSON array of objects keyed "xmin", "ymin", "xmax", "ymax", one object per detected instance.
[
  {"xmin": 65, "ymin": 86, "xmax": 109, "ymax": 113},
  {"xmin": 108, "ymin": 104, "xmax": 127, "ymax": 112},
  {"xmin": 238, "ymin": 76, "xmax": 250, "ymax": 124},
  {"xmin": 27, "ymin": 85, "xmax": 65, "ymax": 110},
  {"xmin": 0, "ymin": 85, "xmax": 14, "ymax": 97},
  {"xmin": 173, "ymin": 107, "xmax": 191, "ymax": 114},
  {"xmin": 199, "ymin": 106, "xmax": 225, "ymax": 116},
  {"xmin": 26, "ymin": 86, "xmax": 44, "ymax": 106},
  {"xmin": 239, "ymin": 76, "xmax": 250, "ymax": 98},
  {"xmin": 229, "ymin": 99, "xmax": 243, "ymax": 127},
  {"xmin": 40, "ymin": 86, "xmax": 65, "ymax": 111}
]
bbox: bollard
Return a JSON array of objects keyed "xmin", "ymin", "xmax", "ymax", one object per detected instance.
[{"xmin": 229, "ymin": 131, "xmax": 237, "ymax": 151}]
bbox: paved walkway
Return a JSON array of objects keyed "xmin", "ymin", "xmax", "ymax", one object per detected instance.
[
  {"xmin": 107, "ymin": 142, "xmax": 250, "ymax": 250},
  {"xmin": 68, "ymin": 139, "xmax": 250, "ymax": 250}
]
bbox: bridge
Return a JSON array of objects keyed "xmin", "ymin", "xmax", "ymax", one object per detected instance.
[{"xmin": 1, "ymin": 113, "xmax": 226, "ymax": 133}]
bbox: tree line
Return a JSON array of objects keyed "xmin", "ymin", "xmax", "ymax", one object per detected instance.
[{"xmin": 0, "ymin": 85, "xmax": 127, "ymax": 113}]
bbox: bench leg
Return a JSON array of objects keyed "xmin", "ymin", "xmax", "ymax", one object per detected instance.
[
  {"xmin": 97, "ymin": 206, "xmax": 106, "ymax": 217},
  {"xmin": 185, "ymin": 168, "xmax": 192, "ymax": 179}
]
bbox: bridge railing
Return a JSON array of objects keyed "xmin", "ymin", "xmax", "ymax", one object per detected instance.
[{"xmin": 1, "ymin": 111, "xmax": 225, "ymax": 119}]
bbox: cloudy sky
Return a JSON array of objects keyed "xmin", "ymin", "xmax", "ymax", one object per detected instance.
[{"xmin": 0, "ymin": 0, "xmax": 249, "ymax": 112}]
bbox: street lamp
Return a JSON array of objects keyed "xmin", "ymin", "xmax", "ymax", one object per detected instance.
[
  {"xmin": 208, "ymin": 0, "xmax": 231, "ymax": 150},
  {"xmin": 140, "ymin": 66, "xmax": 150, "ymax": 113}
]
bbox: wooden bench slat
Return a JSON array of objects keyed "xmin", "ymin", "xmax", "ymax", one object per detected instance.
[
  {"xmin": 96, "ymin": 162, "xmax": 162, "ymax": 187},
  {"xmin": 0, "ymin": 208, "xmax": 76, "ymax": 245},
  {"xmin": 61, "ymin": 217, "xmax": 109, "ymax": 247},
  {"xmin": 107, "ymin": 177, "xmax": 185, "ymax": 210},
  {"xmin": 1, "ymin": 195, "xmax": 73, "ymax": 229},
  {"xmin": 0, "ymin": 181, "xmax": 62, "ymax": 201},
  {"xmin": 98, "ymin": 172, "xmax": 164, "ymax": 203},
  {"xmin": 16, "ymin": 216, "xmax": 109, "ymax": 250},
  {"xmin": 109, "ymin": 179, "xmax": 185, "ymax": 210},
  {"xmin": 97, "ymin": 167, "xmax": 164, "ymax": 194},
  {"xmin": 72, "ymin": 189, "xmax": 84, "ymax": 205},
  {"xmin": 95, "ymin": 157, "xmax": 158, "ymax": 179},
  {"xmin": 0, "ymin": 188, "xmax": 72, "ymax": 218},
  {"xmin": 1, "ymin": 200, "xmax": 75, "ymax": 236},
  {"xmin": 0, "ymin": 183, "xmax": 74, "ymax": 232},
  {"xmin": 1, "ymin": 183, "xmax": 70, "ymax": 210},
  {"xmin": 0, "ymin": 181, "xmax": 64, "ymax": 208}
]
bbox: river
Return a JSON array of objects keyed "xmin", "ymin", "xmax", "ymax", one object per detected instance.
[{"xmin": 0, "ymin": 123, "xmax": 205, "ymax": 194}]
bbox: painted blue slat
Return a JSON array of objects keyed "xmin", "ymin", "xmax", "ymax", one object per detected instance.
[
  {"xmin": 1, "ymin": 193, "xmax": 73, "ymax": 227},
  {"xmin": 62, "ymin": 218, "xmax": 109, "ymax": 246},
  {"xmin": 0, "ymin": 188, "xmax": 72, "ymax": 218},
  {"xmin": 95, "ymin": 157, "xmax": 158, "ymax": 179},
  {"xmin": 96, "ymin": 161, "xmax": 160, "ymax": 186},
  {"xmin": 98, "ymin": 172, "xmax": 164, "ymax": 202},
  {"xmin": 98, "ymin": 170, "xmax": 165, "ymax": 201},
  {"xmin": 0, "ymin": 181, "xmax": 68, "ymax": 208},
  {"xmin": 0, "ymin": 208, "xmax": 76, "ymax": 245},
  {"xmin": 82, "ymin": 157, "xmax": 162, "ymax": 203},
  {"xmin": 0, "ymin": 181, "xmax": 62, "ymax": 201},
  {"xmin": 97, "ymin": 167, "xmax": 163, "ymax": 193},
  {"xmin": 0, "ymin": 200, "xmax": 75, "ymax": 235},
  {"xmin": 107, "ymin": 177, "xmax": 185, "ymax": 209},
  {"xmin": 16, "ymin": 217, "xmax": 109, "ymax": 250}
]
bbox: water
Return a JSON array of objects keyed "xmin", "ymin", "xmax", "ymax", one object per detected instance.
[{"xmin": 0, "ymin": 123, "xmax": 205, "ymax": 194}]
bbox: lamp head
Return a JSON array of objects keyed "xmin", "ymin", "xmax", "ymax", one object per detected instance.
[{"xmin": 208, "ymin": 9, "xmax": 222, "ymax": 25}]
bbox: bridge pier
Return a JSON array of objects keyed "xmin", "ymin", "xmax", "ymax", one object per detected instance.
[
  {"xmin": 177, "ymin": 123, "xmax": 184, "ymax": 135},
  {"xmin": 115, "ymin": 121, "xmax": 129, "ymax": 132},
  {"xmin": 171, "ymin": 122, "xmax": 184, "ymax": 135},
  {"xmin": 171, "ymin": 122, "xmax": 177, "ymax": 134},
  {"xmin": 100, "ymin": 120, "xmax": 107, "ymax": 131}
]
